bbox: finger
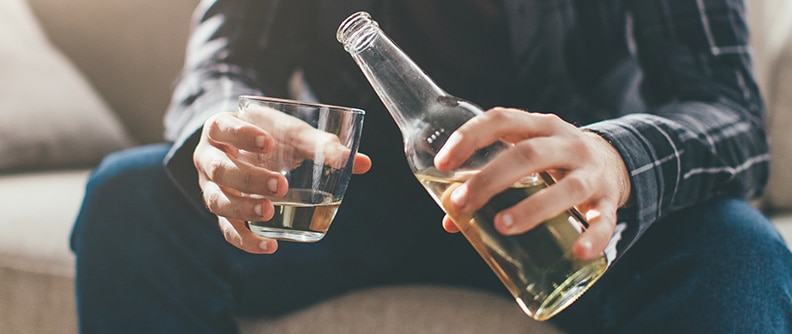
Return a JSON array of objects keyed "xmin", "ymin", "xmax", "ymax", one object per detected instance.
[
  {"xmin": 274, "ymin": 123, "xmax": 355, "ymax": 171},
  {"xmin": 440, "ymin": 182, "xmax": 474, "ymax": 231},
  {"xmin": 442, "ymin": 214, "xmax": 460, "ymax": 233},
  {"xmin": 448, "ymin": 136, "xmax": 578, "ymax": 215},
  {"xmin": 493, "ymin": 171, "xmax": 592, "ymax": 235},
  {"xmin": 196, "ymin": 145, "xmax": 289, "ymax": 197},
  {"xmin": 434, "ymin": 109, "xmax": 568, "ymax": 171},
  {"xmin": 321, "ymin": 139, "xmax": 355, "ymax": 170},
  {"xmin": 206, "ymin": 113, "xmax": 274, "ymax": 153},
  {"xmin": 242, "ymin": 106, "xmax": 362, "ymax": 172},
  {"xmin": 200, "ymin": 180, "xmax": 276, "ymax": 222},
  {"xmin": 352, "ymin": 153, "xmax": 372, "ymax": 174},
  {"xmin": 573, "ymin": 201, "xmax": 618, "ymax": 260},
  {"xmin": 218, "ymin": 216, "xmax": 279, "ymax": 254}
]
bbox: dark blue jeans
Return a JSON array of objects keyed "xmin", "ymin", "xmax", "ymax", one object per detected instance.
[{"xmin": 72, "ymin": 144, "xmax": 792, "ymax": 333}]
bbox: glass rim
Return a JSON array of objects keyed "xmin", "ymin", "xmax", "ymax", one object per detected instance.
[{"xmin": 239, "ymin": 95, "xmax": 365, "ymax": 115}]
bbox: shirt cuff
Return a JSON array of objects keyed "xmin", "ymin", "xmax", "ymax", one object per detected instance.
[{"xmin": 583, "ymin": 114, "xmax": 665, "ymax": 256}]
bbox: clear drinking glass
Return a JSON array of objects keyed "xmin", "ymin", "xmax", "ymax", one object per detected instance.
[{"xmin": 237, "ymin": 95, "xmax": 365, "ymax": 243}]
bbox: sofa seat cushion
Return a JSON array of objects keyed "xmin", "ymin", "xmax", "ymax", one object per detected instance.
[
  {"xmin": 237, "ymin": 285, "xmax": 560, "ymax": 334},
  {"xmin": 0, "ymin": 169, "xmax": 89, "ymax": 276}
]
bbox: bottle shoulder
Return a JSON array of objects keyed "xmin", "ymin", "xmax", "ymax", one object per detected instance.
[{"xmin": 402, "ymin": 96, "xmax": 508, "ymax": 173}]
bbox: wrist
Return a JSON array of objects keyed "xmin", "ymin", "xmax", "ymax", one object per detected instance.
[{"xmin": 585, "ymin": 131, "xmax": 632, "ymax": 208}]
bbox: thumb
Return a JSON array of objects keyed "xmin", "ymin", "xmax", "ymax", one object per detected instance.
[{"xmin": 440, "ymin": 182, "xmax": 473, "ymax": 231}]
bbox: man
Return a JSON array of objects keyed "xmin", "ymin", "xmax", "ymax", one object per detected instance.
[{"xmin": 72, "ymin": 0, "xmax": 792, "ymax": 333}]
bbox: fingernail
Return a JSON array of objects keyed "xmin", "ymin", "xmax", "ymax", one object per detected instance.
[
  {"xmin": 434, "ymin": 133, "xmax": 460, "ymax": 167},
  {"xmin": 267, "ymin": 178, "xmax": 278, "ymax": 193},
  {"xmin": 255, "ymin": 135, "xmax": 267, "ymax": 149},
  {"xmin": 254, "ymin": 204, "xmax": 263, "ymax": 217},
  {"xmin": 434, "ymin": 150, "xmax": 449, "ymax": 168},
  {"xmin": 450, "ymin": 184, "xmax": 468, "ymax": 210},
  {"xmin": 259, "ymin": 240, "xmax": 270, "ymax": 251},
  {"xmin": 500, "ymin": 213, "xmax": 514, "ymax": 229},
  {"xmin": 579, "ymin": 239, "xmax": 593, "ymax": 254}
]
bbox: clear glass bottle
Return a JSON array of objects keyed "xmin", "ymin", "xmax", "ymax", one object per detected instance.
[{"xmin": 337, "ymin": 11, "xmax": 607, "ymax": 321}]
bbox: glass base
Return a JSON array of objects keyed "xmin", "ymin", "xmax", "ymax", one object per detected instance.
[
  {"xmin": 517, "ymin": 256, "xmax": 607, "ymax": 321},
  {"xmin": 246, "ymin": 224, "xmax": 326, "ymax": 243}
]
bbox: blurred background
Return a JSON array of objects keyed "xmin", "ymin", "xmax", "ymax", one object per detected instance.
[{"xmin": 26, "ymin": 0, "xmax": 197, "ymax": 144}]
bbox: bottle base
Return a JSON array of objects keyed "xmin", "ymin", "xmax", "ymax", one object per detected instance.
[{"xmin": 516, "ymin": 256, "xmax": 607, "ymax": 321}]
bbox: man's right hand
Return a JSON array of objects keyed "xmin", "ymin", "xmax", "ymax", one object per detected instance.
[{"xmin": 193, "ymin": 111, "xmax": 372, "ymax": 254}]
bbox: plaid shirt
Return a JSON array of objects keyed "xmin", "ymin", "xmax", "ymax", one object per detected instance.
[{"xmin": 164, "ymin": 0, "xmax": 768, "ymax": 259}]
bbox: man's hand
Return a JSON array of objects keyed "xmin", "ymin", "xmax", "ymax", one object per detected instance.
[
  {"xmin": 193, "ymin": 111, "xmax": 371, "ymax": 254},
  {"xmin": 433, "ymin": 107, "xmax": 630, "ymax": 260}
]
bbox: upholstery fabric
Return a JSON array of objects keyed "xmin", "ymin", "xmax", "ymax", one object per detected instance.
[
  {"xmin": 748, "ymin": 0, "xmax": 792, "ymax": 209},
  {"xmin": 25, "ymin": 0, "xmax": 196, "ymax": 144},
  {"xmin": 237, "ymin": 285, "xmax": 561, "ymax": 334},
  {"xmin": 0, "ymin": 170, "xmax": 87, "ymax": 275},
  {"xmin": 0, "ymin": 0, "xmax": 133, "ymax": 172}
]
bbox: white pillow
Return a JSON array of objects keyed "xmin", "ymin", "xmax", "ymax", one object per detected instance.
[{"xmin": 0, "ymin": 0, "xmax": 134, "ymax": 172}]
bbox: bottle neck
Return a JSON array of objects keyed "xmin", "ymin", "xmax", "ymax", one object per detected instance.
[{"xmin": 337, "ymin": 12, "xmax": 447, "ymax": 132}]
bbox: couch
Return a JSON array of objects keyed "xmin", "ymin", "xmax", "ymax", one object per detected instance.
[{"xmin": 0, "ymin": 0, "xmax": 789, "ymax": 333}]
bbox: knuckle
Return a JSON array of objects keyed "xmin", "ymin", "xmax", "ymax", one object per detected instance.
[
  {"xmin": 514, "ymin": 141, "xmax": 539, "ymax": 163},
  {"xmin": 321, "ymin": 131, "xmax": 341, "ymax": 145},
  {"xmin": 208, "ymin": 113, "xmax": 248, "ymax": 140},
  {"xmin": 239, "ymin": 168, "xmax": 258, "ymax": 192},
  {"xmin": 192, "ymin": 150, "xmax": 203, "ymax": 169},
  {"xmin": 566, "ymin": 174, "xmax": 592, "ymax": 195},
  {"xmin": 567, "ymin": 134, "xmax": 588, "ymax": 151},
  {"xmin": 205, "ymin": 115, "xmax": 224, "ymax": 137},
  {"xmin": 205, "ymin": 157, "xmax": 228, "ymax": 182},
  {"xmin": 203, "ymin": 191, "xmax": 222, "ymax": 214},
  {"xmin": 227, "ymin": 201, "xmax": 248, "ymax": 219},
  {"xmin": 465, "ymin": 178, "xmax": 490, "ymax": 204},
  {"xmin": 486, "ymin": 107, "xmax": 513, "ymax": 122},
  {"xmin": 536, "ymin": 113, "xmax": 568, "ymax": 130},
  {"xmin": 567, "ymin": 138, "xmax": 595, "ymax": 162},
  {"xmin": 538, "ymin": 112, "xmax": 562, "ymax": 123},
  {"xmin": 221, "ymin": 224, "xmax": 234, "ymax": 242}
]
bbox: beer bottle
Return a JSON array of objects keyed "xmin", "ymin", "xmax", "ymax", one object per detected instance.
[{"xmin": 337, "ymin": 11, "xmax": 607, "ymax": 321}]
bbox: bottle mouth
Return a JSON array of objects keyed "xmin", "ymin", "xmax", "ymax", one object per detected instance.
[{"xmin": 337, "ymin": 11, "xmax": 379, "ymax": 53}]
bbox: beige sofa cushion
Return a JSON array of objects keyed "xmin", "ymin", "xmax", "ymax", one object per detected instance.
[
  {"xmin": 748, "ymin": 0, "xmax": 792, "ymax": 210},
  {"xmin": 764, "ymin": 46, "xmax": 792, "ymax": 210},
  {"xmin": 0, "ymin": 169, "xmax": 89, "ymax": 276},
  {"xmin": 0, "ymin": 0, "xmax": 133, "ymax": 172},
  {"xmin": 26, "ymin": 0, "xmax": 198, "ymax": 144},
  {"xmin": 237, "ymin": 286, "xmax": 561, "ymax": 334}
]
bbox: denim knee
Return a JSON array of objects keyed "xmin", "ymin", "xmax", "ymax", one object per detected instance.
[
  {"xmin": 611, "ymin": 198, "xmax": 792, "ymax": 332},
  {"xmin": 555, "ymin": 197, "xmax": 792, "ymax": 333},
  {"xmin": 71, "ymin": 144, "xmax": 173, "ymax": 252},
  {"xmin": 84, "ymin": 144, "xmax": 172, "ymax": 202},
  {"xmin": 70, "ymin": 144, "xmax": 240, "ymax": 333}
]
